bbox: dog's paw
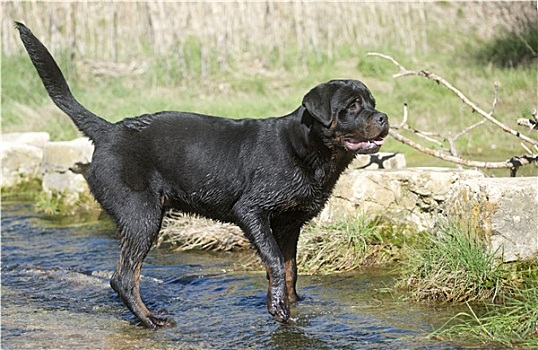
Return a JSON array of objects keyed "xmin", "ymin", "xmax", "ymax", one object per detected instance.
[
  {"xmin": 268, "ymin": 295, "xmax": 290, "ymax": 323},
  {"xmin": 138, "ymin": 313, "xmax": 176, "ymax": 330}
]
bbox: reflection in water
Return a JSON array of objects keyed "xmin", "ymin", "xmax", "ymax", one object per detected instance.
[{"xmin": 1, "ymin": 201, "xmax": 463, "ymax": 349}]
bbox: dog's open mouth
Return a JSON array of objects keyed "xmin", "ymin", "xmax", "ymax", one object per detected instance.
[{"xmin": 344, "ymin": 137, "xmax": 385, "ymax": 153}]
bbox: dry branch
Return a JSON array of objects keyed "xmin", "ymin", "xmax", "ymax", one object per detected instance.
[
  {"xmin": 368, "ymin": 52, "xmax": 538, "ymax": 148},
  {"xmin": 518, "ymin": 108, "xmax": 538, "ymax": 130},
  {"xmin": 388, "ymin": 129, "xmax": 536, "ymax": 170},
  {"xmin": 367, "ymin": 52, "xmax": 538, "ymax": 175}
]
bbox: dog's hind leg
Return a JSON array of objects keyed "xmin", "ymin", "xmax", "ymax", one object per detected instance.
[
  {"xmin": 108, "ymin": 197, "xmax": 171, "ymax": 329},
  {"xmin": 271, "ymin": 220, "xmax": 303, "ymax": 304},
  {"xmin": 282, "ymin": 239, "xmax": 302, "ymax": 304}
]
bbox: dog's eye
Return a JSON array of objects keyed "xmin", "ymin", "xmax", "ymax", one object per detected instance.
[{"xmin": 348, "ymin": 99, "xmax": 361, "ymax": 112}]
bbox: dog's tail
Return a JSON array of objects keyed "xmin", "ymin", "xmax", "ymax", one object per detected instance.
[{"xmin": 15, "ymin": 22, "xmax": 111, "ymax": 144}]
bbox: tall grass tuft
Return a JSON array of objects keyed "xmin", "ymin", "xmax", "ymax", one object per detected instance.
[
  {"xmin": 298, "ymin": 217, "xmax": 395, "ymax": 274},
  {"xmin": 433, "ymin": 286, "xmax": 538, "ymax": 348},
  {"xmin": 397, "ymin": 221, "xmax": 506, "ymax": 303}
]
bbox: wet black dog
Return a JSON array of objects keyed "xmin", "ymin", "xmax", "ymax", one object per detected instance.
[{"xmin": 16, "ymin": 22, "xmax": 389, "ymax": 329}]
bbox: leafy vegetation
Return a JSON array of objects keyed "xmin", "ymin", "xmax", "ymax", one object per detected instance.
[
  {"xmin": 297, "ymin": 216, "xmax": 538, "ymax": 347},
  {"xmin": 433, "ymin": 284, "xmax": 538, "ymax": 348},
  {"xmin": 474, "ymin": 21, "xmax": 538, "ymax": 68}
]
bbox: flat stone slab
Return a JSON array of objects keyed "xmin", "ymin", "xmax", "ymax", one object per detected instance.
[
  {"xmin": 42, "ymin": 137, "xmax": 94, "ymax": 173},
  {"xmin": 445, "ymin": 176, "xmax": 538, "ymax": 262},
  {"xmin": 1, "ymin": 142, "xmax": 43, "ymax": 187},
  {"xmin": 2, "ymin": 132, "xmax": 50, "ymax": 149}
]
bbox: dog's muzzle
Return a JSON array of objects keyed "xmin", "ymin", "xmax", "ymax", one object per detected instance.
[{"xmin": 344, "ymin": 112, "xmax": 389, "ymax": 154}]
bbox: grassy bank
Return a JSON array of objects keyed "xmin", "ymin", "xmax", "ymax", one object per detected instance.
[
  {"xmin": 433, "ymin": 287, "xmax": 538, "ymax": 348},
  {"xmin": 305, "ymin": 218, "xmax": 538, "ymax": 348},
  {"xmin": 396, "ymin": 221, "xmax": 537, "ymax": 348}
]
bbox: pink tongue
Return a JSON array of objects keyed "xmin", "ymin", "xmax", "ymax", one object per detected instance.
[
  {"xmin": 345, "ymin": 139, "xmax": 384, "ymax": 151},
  {"xmin": 372, "ymin": 139, "xmax": 384, "ymax": 146}
]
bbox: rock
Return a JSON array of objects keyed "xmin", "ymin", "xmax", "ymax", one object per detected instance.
[
  {"xmin": 42, "ymin": 137, "xmax": 94, "ymax": 173},
  {"xmin": 0, "ymin": 142, "xmax": 44, "ymax": 187},
  {"xmin": 1, "ymin": 132, "xmax": 50, "ymax": 187},
  {"xmin": 320, "ymin": 167, "xmax": 537, "ymax": 262},
  {"xmin": 320, "ymin": 168, "xmax": 485, "ymax": 230},
  {"xmin": 41, "ymin": 137, "xmax": 98, "ymax": 211},
  {"xmin": 42, "ymin": 171, "xmax": 90, "ymax": 196},
  {"xmin": 2, "ymin": 132, "xmax": 50, "ymax": 149},
  {"xmin": 444, "ymin": 177, "xmax": 538, "ymax": 262}
]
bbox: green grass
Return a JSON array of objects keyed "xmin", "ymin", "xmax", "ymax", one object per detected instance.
[
  {"xmin": 397, "ymin": 221, "xmax": 507, "ymax": 304},
  {"xmin": 396, "ymin": 220, "xmax": 538, "ymax": 348},
  {"xmin": 473, "ymin": 26, "xmax": 538, "ymax": 68},
  {"xmin": 298, "ymin": 216, "xmax": 396, "ymax": 274},
  {"xmin": 0, "ymin": 177, "xmax": 42, "ymax": 202},
  {"xmin": 433, "ymin": 286, "xmax": 538, "ymax": 348},
  {"xmin": 291, "ymin": 215, "xmax": 538, "ymax": 348}
]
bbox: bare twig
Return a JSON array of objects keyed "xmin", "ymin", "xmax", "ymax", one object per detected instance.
[
  {"xmin": 368, "ymin": 52, "xmax": 407, "ymax": 72},
  {"xmin": 396, "ymin": 103, "xmax": 408, "ymax": 128},
  {"xmin": 389, "ymin": 129, "xmax": 537, "ymax": 170},
  {"xmin": 453, "ymin": 120, "xmax": 487, "ymax": 141},
  {"xmin": 367, "ymin": 52, "xmax": 538, "ymax": 147},
  {"xmin": 391, "ymin": 104, "xmax": 444, "ymax": 146},
  {"xmin": 414, "ymin": 130, "xmax": 444, "ymax": 146},
  {"xmin": 448, "ymin": 79, "xmax": 495, "ymax": 148},
  {"xmin": 490, "ymin": 81, "xmax": 499, "ymax": 115},
  {"xmin": 518, "ymin": 118, "xmax": 538, "ymax": 130},
  {"xmin": 517, "ymin": 109, "xmax": 538, "ymax": 131},
  {"xmin": 367, "ymin": 52, "xmax": 538, "ymax": 175},
  {"xmin": 521, "ymin": 143, "xmax": 534, "ymax": 155}
]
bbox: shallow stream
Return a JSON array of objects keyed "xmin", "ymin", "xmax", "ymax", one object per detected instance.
[{"xmin": 2, "ymin": 200, "xmax": 467, "ymax": 349}]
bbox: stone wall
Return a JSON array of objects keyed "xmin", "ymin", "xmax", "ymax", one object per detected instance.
[
  {"xmin": 40, "ymin": 137, "xmax": 94, "ymax": 202},
  {"xmin": 320, "ymin": 168, "xmax": 486, "ymax": 230},
  {"xmin": 320, "ymin": 167, "xmax": 537, "ymax": 262},
  {"xmin": 2, "ymin": 132, "xmax": 537, "ymax": 262}
]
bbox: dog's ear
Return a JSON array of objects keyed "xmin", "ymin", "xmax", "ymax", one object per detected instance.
[{"xmin": 302, "ymin": 83, "xmax": 334, "ymax": 127}]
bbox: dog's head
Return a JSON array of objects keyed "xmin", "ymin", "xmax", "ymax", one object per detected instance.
[{"xmin": 302, "ymin": 79, "xmax": 389, "ymax": 154}]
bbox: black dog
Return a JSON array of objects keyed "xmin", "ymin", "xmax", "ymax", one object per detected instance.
[{"xmin": 16, "ymin": 22, "xmax": 389, "ymax": 329}]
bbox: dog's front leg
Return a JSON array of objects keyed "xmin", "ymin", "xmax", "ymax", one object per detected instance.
[
  {"xmin": 236, "ymin": 211, "xmax": 290, "ymax": 323},
  {"xmin": 271, "ymin": 221, "xmax": 303, "ymax": 304}
]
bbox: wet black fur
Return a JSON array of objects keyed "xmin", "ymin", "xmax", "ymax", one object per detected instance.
[{"xmin": 16, "ymin": 22, "xmax": 389, "ymax": 329}]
